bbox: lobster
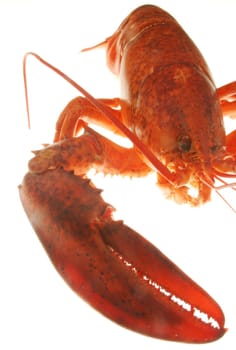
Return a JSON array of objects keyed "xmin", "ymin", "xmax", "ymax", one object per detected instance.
[{"xmin": 19, "ymin": 4, "xmax": 236, "ymax": 343}]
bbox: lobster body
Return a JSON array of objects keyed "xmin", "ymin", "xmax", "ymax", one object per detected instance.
[
  {"xmin": 20, "ymin": 4, "xmax": 236, "ymax": 344},
  {"xmin": 106, "ymin": 5, "xmax": 225, "ymax": 204}
]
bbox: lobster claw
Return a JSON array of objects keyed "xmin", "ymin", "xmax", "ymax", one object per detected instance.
[{"xmin": 19, "ymin": 169, "xmax": 226, "ymax": 343}]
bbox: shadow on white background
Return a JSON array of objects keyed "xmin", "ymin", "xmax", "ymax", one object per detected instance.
[{"xmin": 1, "ymin": 0, "xmax": 236, "ymax": 349}]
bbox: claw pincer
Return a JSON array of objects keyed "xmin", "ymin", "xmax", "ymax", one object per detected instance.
[{"xmin": 19, "ymin": 169, "xmax": 225, "ymax": 343}]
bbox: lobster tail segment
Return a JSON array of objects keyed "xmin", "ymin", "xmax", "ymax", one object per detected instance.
[{"xmin": 19, "ymin": 169, "xmax": 225, "ymax": 343}]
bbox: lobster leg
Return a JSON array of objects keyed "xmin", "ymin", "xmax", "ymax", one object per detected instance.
[
  {"xmin": 19, "ymin": 168, "xmax": 226, "ymax": 343},
  {"xmin": 30, "ymin": 126, "xmax": 151, "ymax": 177},
  {"xmin": 217, "ymin": 82, "xmax": 236, "ymax": 159},
  {"xmin": 157, "ymin": 172, "xmax": 211, "ymax": 206},
  {"xmin": 225, "ymin": 130, "xmax": 236, "ymax": 154},
  {"xmin": 54, "ymin": 97, "xmax": 123, "ymax": 141},
  {"xmin": 217, "ymin": 81, "xmax": 236, "ymax": 118}
]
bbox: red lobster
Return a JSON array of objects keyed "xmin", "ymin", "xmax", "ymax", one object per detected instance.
[{"xmin": 19, "ymin": 4, "xmax": 236, "ymax": 343}]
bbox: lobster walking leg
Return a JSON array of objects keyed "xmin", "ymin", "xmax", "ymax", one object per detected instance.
[
  {"xmin": 225, "ymin": 130, "xmax": 236, "ymax": 154},
  {"xmin": 218, "ymin": 81, "xmax": 236, "ymax": 118},
  {"xmin": 216, "ymin": 82, "xmax": 236, "ymax": 163}
]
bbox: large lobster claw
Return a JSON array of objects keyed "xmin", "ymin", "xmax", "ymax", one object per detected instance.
[{"xmin": 19, "ymin": 169, "xmax": 226, "ymax": 343}]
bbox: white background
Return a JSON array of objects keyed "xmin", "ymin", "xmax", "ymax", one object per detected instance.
[{"xmin": 1, "ymin": 0, "xmax": 236, "ymax": 349}]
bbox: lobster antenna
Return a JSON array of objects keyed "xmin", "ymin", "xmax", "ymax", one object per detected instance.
[
  {"xmin": 23, "ymin": 54, "xmax": 31, "ymax": 129},
  {"xmin": 215, "ymin": 189, "xmax": 236, "ymax": 214},
  {"xmin": 80, "ymin": 38, "xmax": 109, "ymax": 52},
  {"xmin": 23, "ymin": 52, "xmax": 176, "ymax": 185},
  {"xmin": 214, "ymin": 178, "xmax": 236, "ymax": 191},
  {"xmin": 201, "ymin": 173, "xmax": 236, "ymax": 214},
  {"xmin": 215, "ymin": 176, "xmax": 236, "ymax": 213}
]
